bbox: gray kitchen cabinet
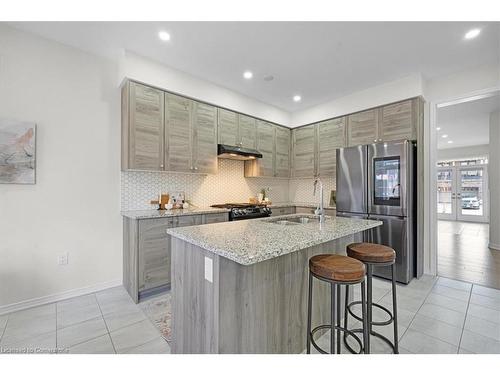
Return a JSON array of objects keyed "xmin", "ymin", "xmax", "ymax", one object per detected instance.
[
  {"xmin": 291, "ymin": 124, "xmax": 317, "ymax": 178},
  {"xmin": 244, "ymin": 120, "xmax": 275, "ymax": 177},
  {"xmin": 217, "ymin": 108, "xmax": 239, "ymax": 146},
  {"xmin": 347, "ymin": 108, "xmax": 380, "ymax": 146},
  {"xmin": 192, "ymin": 101, "xmax": 218, "ymax": 174},
  {"xmin": 275, "ymin": 126, "xmax": 291, "ymax": 178},
  {"xmin": 123, "ymin": 212, "xmax": 228, "ymax": 303},
  {"xmin": 379, "ymin": 98, "xmax": 418, "ymax": 141},
  {"xmin": 238, "ymin": 114, "xmax": 257, "ymax": 149},
  {"xmin": 165, "ymin": 93, "xmax": 192, "ymax": 172},
  {"xmin": 122, "ymin": 81, "xmax": 165, "ymax": 171},
  {"xmin": 138, "ymin": 218, "xmax": 174, "ymax": 293},
  {"xmin": 202, "ymin": 212, "xmax": 229, "ymax": 224},
  {"xmin": 317, "ymin": 117, "xmax": 346, "ymax": 177},
  {"xmin": 270, "ymin": 206, "xmax": 296, "ymax": 216}
]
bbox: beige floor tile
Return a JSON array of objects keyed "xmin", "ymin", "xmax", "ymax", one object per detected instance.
[
  {"xmin": 409, "ymin": 314, "xmax": 462, "ymax": 346},
  {"xmin": 67, "ymin": 334, "xmax": 115, "ymax": 354},
  {"xmin": 460, "ymin": 329, "xmax": 500, "ymax": 354},
  {"xmin": 110, "ymin": 319, "xmax": 160, "ymax": 353},
  {"xmin": 57, "ymin": 316, "xmax": 107, "ymax": 349},
  {"xmin": 399, "ymin": 329, "xmax": 458, "ymax": 354},
  {"xmin": 122, "ymin": 337, "xmax": 170, "ymax": 354}
]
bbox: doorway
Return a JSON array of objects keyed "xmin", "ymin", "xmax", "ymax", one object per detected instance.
[{"xmin": 433, "ymin": 91, "xmax": 500, "ymax": 288}]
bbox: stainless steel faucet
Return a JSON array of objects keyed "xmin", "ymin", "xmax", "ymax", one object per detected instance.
[{"xmin": 313, "ymin": 177, "xmax": 326, "ymax": 223}]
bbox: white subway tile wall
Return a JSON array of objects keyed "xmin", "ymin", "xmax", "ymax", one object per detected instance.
[{"xmin": 121, "ymin": 159, "xmax": 335, "ymax": 211}]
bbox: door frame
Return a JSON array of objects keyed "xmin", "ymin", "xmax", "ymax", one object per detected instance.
[{"xmin": 427, "ymin": 87, "xmax": 499, "ymax": 276}]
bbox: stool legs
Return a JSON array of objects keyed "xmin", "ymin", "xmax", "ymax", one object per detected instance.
[
  {"xmin": 391, "ymin": 264, "xmax": 399, "ymax": 354},
  {"xmin": 330, "ymin": 283, "xmax": 336, "ymax": 354},
  {"xmin": 306, "ymin": 273, "xmax": 313, "ymax": 354},
  {"xmin": 366, "ymin": 264, "xmax": 373, "ymax": 353},
  {"xmin": 361, "ymin": 280, "xmax": 369, "ymax": 354}
]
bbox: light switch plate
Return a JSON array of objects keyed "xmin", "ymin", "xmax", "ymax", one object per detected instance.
[{"xmin": 204, "ymin": 256, "xmax": 213, "ymax": 283}]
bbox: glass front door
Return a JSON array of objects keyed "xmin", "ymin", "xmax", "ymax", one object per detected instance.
[{"xmin": 437, "ymin": 164, "xmax": 488, "ymax": 223}]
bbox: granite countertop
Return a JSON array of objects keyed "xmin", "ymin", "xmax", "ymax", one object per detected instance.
[
  {"xmin": 167, "ymin": 214, "xmax": 381, "ymax": 265},
  {"xmin": 269, "ymin": 202, "xmax": 336, "ymax": 209},
  {"xmin": 121, "ymin": 207, "xmax": 230, "ymax": 219}
]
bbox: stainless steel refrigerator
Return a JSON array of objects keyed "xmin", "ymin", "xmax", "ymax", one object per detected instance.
[{"xmin": 336, "ymin": 140, "xmax": 417, "ymax": 284}]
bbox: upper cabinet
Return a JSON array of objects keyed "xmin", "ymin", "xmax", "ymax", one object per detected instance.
[
  {"xmin": 122, "ymin": 80, "xmax": 422, "ymax": 179},
  {"xmin": 347, "ymin": 108, "xmax": 379, "ymax": 146},
  {"xmin": 347, "ymin": 98, "xmax": 419, "ymax": 146},
  {"xmin": 275, "ymin": 126, "xmax": 291, "ymax": 178},
  {"xmin": 191, "ymin": 101, "xmax": 218, "ymax": 174},
  {"xmin": 165, "ymin": 93, "xmax": 192, "ymax": 173},
  {"xmin": 122, "ymin": 81, "xmax": 218, "ymax": 174},
  {"xmin": 238, "ymin": 114, "xmax": 257, "ymax": 149},
  {"xmin": 379, "ymin": 99, "xmax": 417, "ymax": 142},
  {"xmin": 291, "ymin": 125, "xmax": 317, "ymax": 178},
  {"xmin": 217, "ymin": 109, "xmax": 257, "ymax": 149},
  {"xmin": 245, "ymin": 120, "xmax": 275, "ymax": 177},
  {"xmin": 122, "ymin": 82, "xmax": 165, "ymax": 171},
  {"xmin": 217, "ymin": 109, "xmax": 239, "ymax": 146},
  {"xmin": 317, "ymin": 117, "xmax": 346, "ymax": 177}
]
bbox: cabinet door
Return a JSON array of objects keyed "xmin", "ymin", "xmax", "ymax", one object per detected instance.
[
  {"xmin": 192, "ymin": 102, "xmax": 218, "ymax": 174},
  {"xmin": 202, "ymin": 212, "xmax": 229, "ymax": 224},
  {"xmin": 165, "ymin": 94, "xmax": 192, "ymax": 172},
  {"xmin": 275, "ymin": 126, "xmax": 290, "ymax": 178},
  {"xmin": 218, "ymin": 109, "xmax": 238, "ymax": 146},
  {"xmin": 379, "ymin": 99, "xmax": 416, "ymax": 141},
  {"xmin": 347, "ymin": 109, "xmax": 379, "ymax": 146},
  {"xmin": 318, "ymin": 117, "xmax": 346, "ymax": 177},
  {"xmin": 127, "ymin": 82, "xmax": 164, "ymax": 170},
  {"xmin": 238, "ymin": 114, "xmax": 256, "ymax": 149},
  {"xmin": 254, "ymin": 120, "xmax": 276, "ymax": 177},
  {"xmin": 138, "ymin": 218, "xmax": 173, "ymax": 291},
  {"xmin": 175, "ymin": 214, "xmax": 203, "ymax": 228},
  {"xmin": 292, "ymin": 125, "xmax": 316, "ymax": 178}
]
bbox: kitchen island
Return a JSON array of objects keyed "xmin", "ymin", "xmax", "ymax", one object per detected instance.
[{"xmin": 167, "ymin": 214, "xmax": 382, "ymax": 354}]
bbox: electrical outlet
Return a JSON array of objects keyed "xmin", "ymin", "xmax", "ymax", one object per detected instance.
[{"xmin": 58, "ymin": 253, "xmax": 69, "ymax": 266}]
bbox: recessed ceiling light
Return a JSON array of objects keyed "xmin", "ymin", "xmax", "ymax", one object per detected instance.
[
  {"xmin": 447, "ymin": 140, "xmax": 453, "ymax": 144},
  {"xmin": 436, "ymin": 127, "xmax": 441, "ymax": 131},
  {"xmin": 158, "ymin": 31, "xmax": 171, "ymax": 41},
  {"xmin": 243, "ymin": 71, "xmax": 253, "ymax": 79},
  {"xmin": 293, "ymin": 95, "xmax": 302, "ymax": 102},
  {"xmin": 263, "ymin": 75, "xmax": 274, "ymax": 82},
  {"xmin": 464, "ymin": 28, "xmax": 481, "ymax": 40},
  {"xmin": 442, "ymin": 134, "xmax": 448, "ymax": 138}
]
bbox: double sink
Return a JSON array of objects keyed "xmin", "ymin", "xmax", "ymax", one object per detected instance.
[{"xmin": 266, "ymin": 215, "xmax": 321, "ymax": 226}]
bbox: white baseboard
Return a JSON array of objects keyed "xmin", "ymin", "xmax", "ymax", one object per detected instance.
[
  {"xmin": 489, "ymin": 242, "xmax": 500, "ymax": 251},
  {"xmin": 0, "ymin": 279, "xmax": 122, "ymax": 316}
]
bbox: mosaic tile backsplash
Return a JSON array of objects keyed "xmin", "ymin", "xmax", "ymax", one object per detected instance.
[{"xmin": 121, "ymin": 159, "xmax": 335, "ymax": 211}]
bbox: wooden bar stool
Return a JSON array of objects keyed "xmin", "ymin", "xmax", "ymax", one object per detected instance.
[
  {"xmin": 306, "ymin": 254, "xmax": 369, "ymax": 354},
  {"xmin": 344, "ymin": 243, "xmax": 398, "ymax": 354}
]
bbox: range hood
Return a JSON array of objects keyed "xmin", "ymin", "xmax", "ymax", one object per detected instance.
[{"xmin": 217, "ymin": 144, "xmax": 262, "ymax": 161}]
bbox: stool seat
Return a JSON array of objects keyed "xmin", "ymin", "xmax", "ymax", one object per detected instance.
[
  {"xmin": 309, "ymin": 254, "xmax": 365, "ymax": 282},
  {"xmin": 346, "ymin": 243, "xmax": 396, "ymax": 263}
]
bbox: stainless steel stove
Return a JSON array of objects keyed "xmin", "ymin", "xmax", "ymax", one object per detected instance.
[{"xmin": 210, "ymin": 203, "xmax": 272, "ymax": 221}]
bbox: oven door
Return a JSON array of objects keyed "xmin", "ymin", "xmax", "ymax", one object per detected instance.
[{"xmin": 368, "ymin": 141, "xmax": 409, "ymax": 217}]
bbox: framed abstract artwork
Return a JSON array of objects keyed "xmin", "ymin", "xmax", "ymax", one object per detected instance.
[{"xmin": 0, "ymin": 119, "xmax": 36, "ymax": 184}]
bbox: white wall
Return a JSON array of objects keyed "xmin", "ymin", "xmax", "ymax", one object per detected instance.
[
  {"xmin": 437, "ymin": 144, "xmax": 490, "ymax": 161},
  {"xmin": 290, "ymin": 74, "xmax": 424, "ymax": 127},
  {"xmin": 118, "ymin": 51, "xmax": 291, "ymax": 126},
  {"xmin": 0, "ymin": 25, "xmax": 122, "ymax": 310},
  {"xmin": 489, "ymin": 111, "xmax": 500, "ymax": 250}
]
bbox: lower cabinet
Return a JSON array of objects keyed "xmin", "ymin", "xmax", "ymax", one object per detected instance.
[{"xmin": 123, "ymin": 212, "xmax": 228, "ymax": 303}]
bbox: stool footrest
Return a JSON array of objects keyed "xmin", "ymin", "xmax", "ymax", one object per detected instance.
[
  {"xmin": 343, "ymin": 329, "xmax": 398, "ymax": 354},
  {"xmin": 347, "ymin": 300, "xmax": 394, "ymax": 326},
  {"xmin": 310, "ymin": 324, "xmax": 363, "ymax": 354}
]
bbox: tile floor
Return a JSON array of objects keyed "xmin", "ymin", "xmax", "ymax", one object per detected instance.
[
  {"xmin": 1, "ymin": 275, "xmax": 500, "ymax": 354},
  {"xmin": 0, "ymin": 286, "xmax": 169, "ymax": 354}
]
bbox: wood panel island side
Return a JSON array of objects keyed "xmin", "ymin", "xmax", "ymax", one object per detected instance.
[{"xmin": 167, "ymin": 214, "xmax": 382, "ymax": 354}]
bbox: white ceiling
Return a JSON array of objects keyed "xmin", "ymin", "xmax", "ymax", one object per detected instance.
[
  {"xmin": 436, "ymin": 92, "xmax": 500, "ymax": 149},
  {"xmin": 7, "ymin": 21, "xmax": 500, "ymax": 112}
]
